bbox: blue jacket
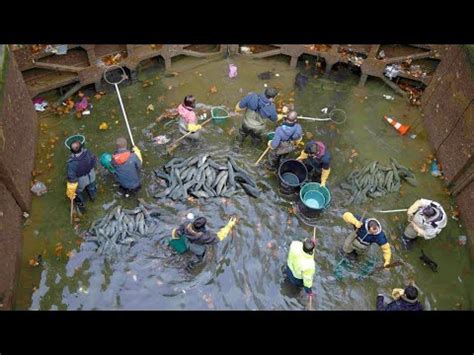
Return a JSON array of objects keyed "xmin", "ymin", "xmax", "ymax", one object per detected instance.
[
  {"xmin": 111, "ymin": 148, "xmax": 142, "ymax": 190},
  {"xmin": 376, "ymin": 295, "xmax": 423, "ymax": 311},
  {"xmin": 305, "ymin": 150, "xmax": 331, "ymax": 171},
  {"xmin": 271, "ymin": 122, "xmax": 303, "ymax": 149},
  {"xmin": 239, "ymin": 92, "xmax": 277, "ymax": 122},
  {"xmin": 354, "ymin": 215, "xmax": 388, "ymax": 247},
  {"xmin": 67, "ymin": 149, "xmax": 96, "ymax": 183}
]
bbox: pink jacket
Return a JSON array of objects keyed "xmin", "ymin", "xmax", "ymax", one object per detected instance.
[{"xmin": 177, "ymin": 104, "xmax": 197, "ymax": 125}]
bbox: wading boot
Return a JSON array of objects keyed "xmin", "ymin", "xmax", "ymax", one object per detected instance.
[{"xmin": 401, "ymin": 234, "xmax": 416, "ymax": 250}]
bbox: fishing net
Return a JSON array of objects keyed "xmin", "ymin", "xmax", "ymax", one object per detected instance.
[
  {"xmin": 329, "ymin": 108, "xmax": 347, "ymax": 125},
  {"xmin": 103, "ymin": 64, "xmax": 128, "ymax": 85}
]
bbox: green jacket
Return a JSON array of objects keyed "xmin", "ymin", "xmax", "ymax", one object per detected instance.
[{"xmin": 287, "ymin": 241, "xmax": 315, "ymax": 289}]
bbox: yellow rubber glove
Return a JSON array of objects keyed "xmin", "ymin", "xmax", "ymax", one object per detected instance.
[
  {"xmin": 297, "ymin": 150, "xmax": 308, "ymax": 161},
  {"xmin": 391, "ymin": 288, "xmax": 405, "ymax": 300},
  {"xmin": 132, "ymin": 146, "xmax": 143, "ymax": 163},
  {"xmin": 277, "ymin": 113, "xmax": 284, "ymax": 122},
  {"xmin": 217, "ymin": 217, "xmax": 237, "ymax": 241},
  {"xmin": 320, "ymin": 168, "xmax": 331, "ymax": 187},
  {"xmin": 267, "ymin": 140, "xmax": 274, "ymax": 149},
  {"xmin": 66, "ymin": 182, "xmax": 78, "ymax": 200},
  {"xmin": 380, "ymin": 243, "xmax": 392, "ymax": 267},
  {"xmin": 235, "ymin": 102, "xmax": 244, "ymax": 112},
  {"xmin": 187, "ymin": 123, "xmax": 202, "ymax": 132},
  {"xmin": 343, "ymin": 212, "xmax": 363, "ymax": 229}
]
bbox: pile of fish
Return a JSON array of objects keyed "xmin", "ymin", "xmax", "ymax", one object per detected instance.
[
  {"xmin": 153, "ymin": 155, "xmax": 260, "ymax": 200},
  {"xmin": 83, "ymin": 199, "xmax": 161, "ymax": 256},
  {"xmin": 340, "ymin": 158, "xmax": 417, "ymax": 205}
]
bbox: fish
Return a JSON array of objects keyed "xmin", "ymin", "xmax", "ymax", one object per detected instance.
[
  {"xmin": 420, "ymin": 249, "xmax": 438, "ymax": 272},
  {"xmin": 227, "ymin": 161, "xmax": 236, "ymax": 188},
  {"xmin": 216, "ymin": 172, "xmax": 229, "ymax": 195},
  {"xmin": 239, "ymin": 182, "xmax": 260, "ymax": 198}
]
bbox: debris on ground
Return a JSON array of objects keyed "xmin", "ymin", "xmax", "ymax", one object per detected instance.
[
  {"xmin": 383, "ymin": 94, "xmax": 395, "ymax": 100},
  {"xmin": 339, "ymin": 158, "xmax": 417, "ymax": 205},
  {"xmin": 240, "ymin": 46, "xmax": 253, "ymax": 54},
  {"xmin": 430, "ymin": 159, "xmax": 442, "ymax": 177},
  {"xmin": 83, "ymin": 201, "xmax": 161, "ymax": 256},
  {"xmin": 304, "ymin": 44, "xmax": 331, "ymax": 52},
  {"xmin": 153, "ymin": 155, "xmax": 260, "ymax": 200},
  {"xmin": 458, "ymin": 235, "xmax": 467, "ymax": 246},
  {"xmin": 146, "ymin": 104, "xmax": 155, "ymax": 112},
  {"xmin": 33, "ymin": 97, "xmax": 48, "ymax": 112},
  {"xmin": 152, "ymin": 135, "xmax": 170, "ymax": 145},
  {"xmin": 30, "ymin": 181, "xmax": 47, "ymax": 196},
  {"xmin": 209, "ymin": 85, "xmax": 218, "ymax": 94},
  {"xmin": 228, "ymin": 63, "xmax": 238, "ymax": 78}
]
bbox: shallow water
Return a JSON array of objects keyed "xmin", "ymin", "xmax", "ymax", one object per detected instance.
[{"xmin": 15, "ymin": 54, "xmax": 473, "ymax": 310}]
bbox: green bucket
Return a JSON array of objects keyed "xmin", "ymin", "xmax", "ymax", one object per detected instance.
[
  {"xmin": 303, "ymin": 190, "xmax": 326, "ymax": 209},
  {"xmin": 211, "ymin": 106, "xmax": 229, "ymax": 122},
  {"xmin": 300, "ymin": 182, "xmax": 331, "ymax": 210},
  {"xmin": 64, "ymin": 134, "xmax": 85, "ymax": 150},
  {"xmin": 267, "ymin": 132, "xmax": 275, "ymax": 141}
]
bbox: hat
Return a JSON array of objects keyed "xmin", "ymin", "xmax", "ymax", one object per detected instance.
[{"xmin": 264, "ymin": 87, "xmax": 278, "ymax": 98}]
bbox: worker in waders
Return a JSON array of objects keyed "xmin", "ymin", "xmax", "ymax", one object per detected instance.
[
  {"xmin": 296, "ymin": 140, "xmax": 331, "ymax": 186},
  {"xmin": 177, "ymin": 95, "xmax": 203, "ymax": 141},
  {"xmin": 110, "ymin": 137, "xmax": 143, "ymax": 197},
  {"xmin": 376, "ymin": 285, "xmax": 423, "ymax": 311},
  {"xmin": 235, "ymin": 87, "xmax": 281, "ymax": 145},
  {"xmin": 66, "ymin": 138, "xmax": 97, "ymax": 213},
  {"xmin": 342, "ymin": 212, "xmax": 392, "ymax": 267},
  {"xmin": 285, "ymin": 238, "xmax": 316, "ymax": 299},
  {"xmin": 266, "ymin": 110, "xmax": 303, "ymax": 170},
  {"xmin": 169, "ymin": 216, "xmax": 237, "ymax": 270},
  {"xmin": 401, "ymin": 198, "xmax": 447, "ymax": 248}
]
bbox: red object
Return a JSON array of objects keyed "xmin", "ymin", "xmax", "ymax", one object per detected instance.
[
  {"xmin": 383, "ymin": 116, "xmax": 410, "ymax": 135},
  {"xmin": 113, "ymin": 151, "xmax": 131, "ymax": 165},
  {"xmin": 75, "ymin": 97, "xmax": 88, "ymax": 112}
]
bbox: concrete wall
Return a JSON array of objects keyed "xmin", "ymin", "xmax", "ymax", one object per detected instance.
[
  {"xmin": 421, "ymin": 46, "xmax": 474, "ymax": 260},
  {"xmin": 0, "ymin": 45, "xmax": 38, "ymax": 309}
]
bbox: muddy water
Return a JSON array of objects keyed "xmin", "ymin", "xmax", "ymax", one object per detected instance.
[{"xmin": 15, "ymin": 54, "xmax": 473, "ymax": 310}]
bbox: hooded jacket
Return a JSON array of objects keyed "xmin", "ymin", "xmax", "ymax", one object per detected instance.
[
  {"xmin": 239, "ymin": 92, "xmax": 277, "ymax": 122},
  {"xmin": 343, "ymin": 212, "xmax": 392, "ymax": 266},
  {"xmin": 407, "ymin": 199, "xmax": 447, "ymax": 239},
  {"xmin": 376, "ymin": 295, "xmax": 423, "ymax": 311},
  {"xmin": 271, "ymin": 122, "xmax": 303, "ymax": 149},
  {"xmin": 177, "ymin": 104, "xmax": 198, "ymax": 125},
  {"xmin": 67, "ymin": 148, "xmax": 96, "ymax": 183},
  {"xmin": 111, "ymin": 148, "xmax": 142, "ymax": 190},
  {"xmin": 287, "ymin": 241, "xmax": 316, "ymax": 290}
]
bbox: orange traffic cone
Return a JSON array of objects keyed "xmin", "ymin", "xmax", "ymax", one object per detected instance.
[{"xmin": 383, "ymin": 116, "xmax": 410, "ymax": 135}]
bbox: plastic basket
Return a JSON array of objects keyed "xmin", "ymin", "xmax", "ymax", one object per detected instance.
[{"xmin": 65, "ymin": 134, "xmax": 85, "ymax": 149}]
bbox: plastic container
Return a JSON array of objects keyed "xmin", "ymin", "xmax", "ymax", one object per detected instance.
[
  {"xmin": 300, "ymin": 182, "xmax": 331, "ymax": 211},
  {"xmin": 31, "ymin": 181, "xmax": 47, "ymax": 196},
  {"xmin": 278, "ymin": 160, "xmax": 308, "ymax": 194}
]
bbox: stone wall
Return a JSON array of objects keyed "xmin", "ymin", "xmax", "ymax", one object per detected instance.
[
  {"xmin": 421, "ymin": 46, "xmax": 474, "ymax": 259},
  {"xmin": 0, "ymin": 45, "xmax": 38, "ymax": 309}
]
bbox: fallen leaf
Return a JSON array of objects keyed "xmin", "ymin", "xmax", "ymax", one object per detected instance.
[
  {"xmin": 305, "ymin": 132, "xmax": 314, "ymax": 139},
  {"xmin": 146, "ymin": 104, "xmax": 155, "ymax": 112},
  {"xmin": 94, "ymin": 93, "xmax": 102, "ymax": 100},
  {"xmin": 99, "ymin": 122, "xmax": 109, "ymax": 130},
  {"xmin": 209, "ymin": 85, "xmax": 218, "ymax": 94},
  {"xmin": 29, "ymin": 258, "xmax": 39, "ymax": 267}
]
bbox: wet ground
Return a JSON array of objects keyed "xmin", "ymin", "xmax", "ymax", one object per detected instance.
[{"xmin": 15, "ymin": 54, "xmax": 473, "ymax": 310}]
